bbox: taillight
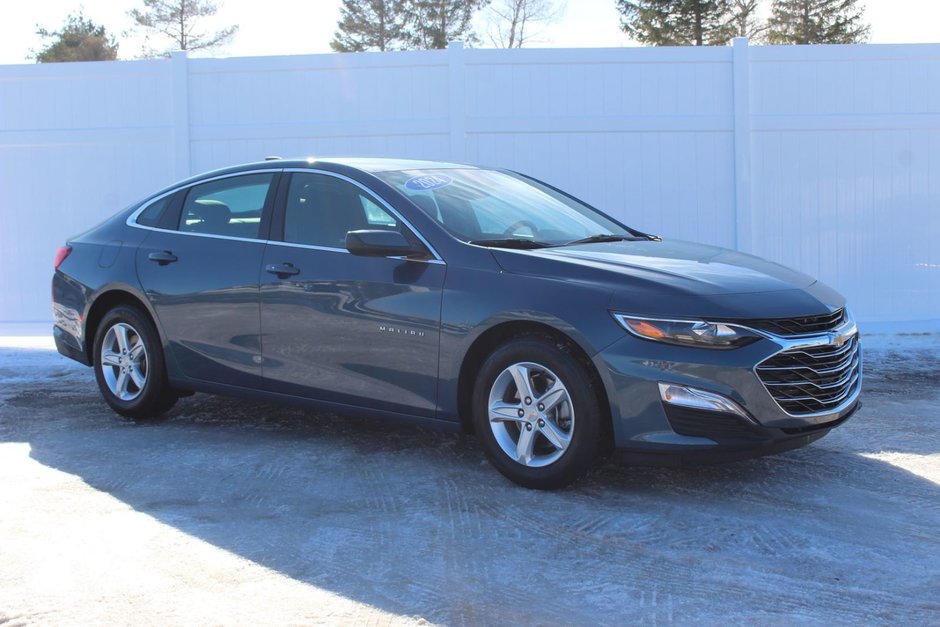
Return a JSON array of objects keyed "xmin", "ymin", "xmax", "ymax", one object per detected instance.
[{"xmin": 54, "ymin": 245, "xmax": 72, "ymax": 270}]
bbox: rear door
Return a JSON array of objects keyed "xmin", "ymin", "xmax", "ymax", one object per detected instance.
[
  {"xmin": 135, "ymin": 171, "xmax": 279, "ymax": 388},
  {"xmin": 259, "ymin": 170, "xmax": 445, "ymax": 416}
]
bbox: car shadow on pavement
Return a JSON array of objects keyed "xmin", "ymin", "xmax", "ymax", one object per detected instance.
[{"xmin": 2, "ymin": 361, "xmax": 939, "ymax": 625}]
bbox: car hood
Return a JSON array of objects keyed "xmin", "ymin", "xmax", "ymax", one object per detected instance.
[{"xmin": 490, "ymin": 239, "xmax": 845, "ymax": 319}]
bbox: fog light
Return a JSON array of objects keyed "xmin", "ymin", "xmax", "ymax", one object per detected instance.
[{"xmin": 658, "ymin": 383, "xmax": 753, "ymax": 421}]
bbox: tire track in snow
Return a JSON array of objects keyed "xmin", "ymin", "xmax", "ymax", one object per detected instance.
[{"xmin": 470, "ymin": 495, "xmax": 934, "ymax": 624}]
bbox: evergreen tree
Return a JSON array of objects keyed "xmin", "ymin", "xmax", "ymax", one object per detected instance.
[
  {"xmin": 767, "ymin": 0, "xmax": 869, "ymax": 44},
  {"xmin": 407, "ymin": 0, "xmax": 490, "ymax": 49},
  {"xmin": 129, "ymin": 0, "xmax": 238, "ymax": 56},
  {"xmin": 332, "ymin": 0, "xmax": 410, "ymax": 52},
  {"xmin": 617, "ymin": 0, "xmax": 734, "ymax": 46},
  {"xmin": 34, "ymin": 12, "xmax": 119, "ymax": 63}
]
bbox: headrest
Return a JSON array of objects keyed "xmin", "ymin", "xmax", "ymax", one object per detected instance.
[{"xmin": 193, "ymin": 199, "xmax": 231, "ymax": 228}]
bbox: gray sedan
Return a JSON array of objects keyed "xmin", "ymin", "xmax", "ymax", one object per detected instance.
[{"xmin": 52, "ymin": 158, "xmax": 861, "ymax": 488}]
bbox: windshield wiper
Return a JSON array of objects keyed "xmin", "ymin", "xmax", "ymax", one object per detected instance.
[
  {"xmin": 469, "ymin": 238, "xmax": 554, "ymax": 249},
  {"xmin": 562, "ymin": 233, "xmax": 646, "ymax": 246}
]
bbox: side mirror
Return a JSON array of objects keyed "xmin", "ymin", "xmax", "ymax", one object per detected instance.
[{"xmin": 345, "ymin": 230, "xmax": 425, "ymax": 258}]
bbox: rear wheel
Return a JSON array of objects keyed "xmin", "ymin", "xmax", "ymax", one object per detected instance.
[
  {"xmin": 93, "ymin": 306, "xmax": 177, "ymax": 419},
  {"xmin": 472, "ymin": 336, "xmax": 604, "ymax": 489}
]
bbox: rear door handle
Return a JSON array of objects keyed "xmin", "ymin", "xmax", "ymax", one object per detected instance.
[
  {"xmin": 265, "ymin": 262, "xmax": 301, "ymax": 278},
  {"xmin": 148, "ymin": 251, "xmax": 178, "ymax": 265}
]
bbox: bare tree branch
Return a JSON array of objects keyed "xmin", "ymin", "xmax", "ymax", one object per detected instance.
[
  {"xmin": 485, "ymin": 0, "xmax": 565, "ymax": 48},
  {"xmin": 129, "ymin": 0, "xmax": 239, "ymax": 56}
]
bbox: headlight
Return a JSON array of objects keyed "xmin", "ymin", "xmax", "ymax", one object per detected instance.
[{"xmin": 612, "ymin": 314, "xmax": 760, "ymax": 349}]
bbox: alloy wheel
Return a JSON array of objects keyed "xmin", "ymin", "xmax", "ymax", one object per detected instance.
[
  {"xmin": 100, "ymin": 322, "xmax": 149, "ymax": 401},
  {"xmin": 487, "ymin": 361, "xmax": 575, "ymax": 467}
]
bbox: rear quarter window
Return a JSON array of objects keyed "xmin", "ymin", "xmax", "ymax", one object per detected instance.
[{"xmin": 135, "ymin": 195, "xmax": 173, "ymax": 227}]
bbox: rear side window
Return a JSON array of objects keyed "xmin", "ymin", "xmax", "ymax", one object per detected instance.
[
  {"xmin": 136, "ymin": 195, "xmax": 173, "ymax": 227},
  {"xmin": 179, "ymin": 173, "xmax": 275, "ymax": 239},
  {"xmin": 283, "ymin": 173, "xmax": 399, "ymax": 248}
]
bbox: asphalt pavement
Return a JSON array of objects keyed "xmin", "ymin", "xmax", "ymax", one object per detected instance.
[{"xmin": 1, "ymin": 331, "xmax": 938, "ymax": 625}]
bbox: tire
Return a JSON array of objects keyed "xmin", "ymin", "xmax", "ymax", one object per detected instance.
[
  {"xmin": 472, "ymin": 336, "xmax": 604, "ymax": 489},
  {"xmin": 93, "ymin": 306, "xmax": 177, "ymax": 420}
]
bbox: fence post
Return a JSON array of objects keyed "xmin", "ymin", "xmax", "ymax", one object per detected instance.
[
  {"xmin": 170, "ymin": 51, "xmax": 191, "ymax": 180},
  {"xmin": 448, "ymin": 41, "xmax": 467, "ymax": 161},
  {"xmin": 732, "ymin": 37, "xmax": 752, "ymax": 252}
]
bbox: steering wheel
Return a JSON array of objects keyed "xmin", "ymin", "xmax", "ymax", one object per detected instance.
[{"xmin": 502, "ymin": 219, "xmax": 540, "ymax": 238}]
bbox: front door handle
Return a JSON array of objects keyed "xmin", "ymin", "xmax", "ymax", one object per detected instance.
[
  {"xmin": 148, "ymin": 251, "xmax": 178, "ymax": 265},
  {"xmin": 265, "ymin": 262, "xmax": 301, "ymax": 278}
]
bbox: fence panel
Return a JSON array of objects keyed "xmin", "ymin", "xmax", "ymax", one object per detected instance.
[
  {"xmin": 748, "ymin": 44, "xmax": 940, "ymax": 323},
  {"xmin": 0, "ymin": 60, "xmax": 176, "ymax": 321},
  {"xmin": 1, "ymin": 42, "xmax": 938, "ymax": 324}
]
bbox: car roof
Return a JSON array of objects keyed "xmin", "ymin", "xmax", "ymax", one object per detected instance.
[
  {"xmin": 219, "ymin": 157, "xmax": 474, "ymax": 175},
  {"xmin": 310, "ymin": 157, "xmax": 476, "ymax": 173},
  {"xmin": 166, "ymin": 157, "xmax": 480, "ymax": 189},
  {"xmin": 153, "ymin": 157, "xmax": 480, "ymax": 203}
]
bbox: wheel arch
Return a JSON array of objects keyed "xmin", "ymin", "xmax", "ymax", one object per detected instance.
[
  {"xmin": 83, "ymin": 287, "xmax": 163, "ymax": 365},
  {"xmin": 456, "ymin": 320, "xmax": 614, "ymax": 443}
]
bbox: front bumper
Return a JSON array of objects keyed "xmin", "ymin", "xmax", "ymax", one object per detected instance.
[{"xmin": 594, "ymin": 324, "xmax": 861, "ymax": 460}]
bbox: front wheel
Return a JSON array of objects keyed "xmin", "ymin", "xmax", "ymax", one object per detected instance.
[
  {"xmin": 472, "ymin": 336, "xmax": 604, "ymax": 489},
  {"xmin": 93, "ymin": 306, "xmax": 177, "ymax": 420}
]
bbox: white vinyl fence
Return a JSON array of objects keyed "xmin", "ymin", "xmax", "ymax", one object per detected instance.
[{"xmin": 1, "ymin": 39, "xmax": 938, "ymax": 325}]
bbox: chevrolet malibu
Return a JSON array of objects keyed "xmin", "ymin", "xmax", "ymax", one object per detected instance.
[{"xmin": 52, "ymin": 158, "xmax": 861, "ymax": 489}]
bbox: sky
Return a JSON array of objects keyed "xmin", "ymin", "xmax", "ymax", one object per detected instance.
[{"xmin": 1, "ymin": 0, "xmax": 938, "ymax": 64}]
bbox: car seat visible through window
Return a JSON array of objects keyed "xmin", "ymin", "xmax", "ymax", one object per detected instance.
[
  {"xmin": 284, "ymin": 176, "xmax": 370, "ymax": 248},
  {"xmin": 189, "ymin": 200, "xmax": 231, "ymax": 234}
]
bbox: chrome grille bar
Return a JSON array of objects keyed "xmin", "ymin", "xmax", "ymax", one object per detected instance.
[{"xmin": 756, "ymin": 334, "xmax": 861, "ymax": 416}]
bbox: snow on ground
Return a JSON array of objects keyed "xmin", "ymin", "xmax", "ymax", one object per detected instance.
[{"xmin": 0, "ymin": 328, "xmax": 938, "ymax": 625}]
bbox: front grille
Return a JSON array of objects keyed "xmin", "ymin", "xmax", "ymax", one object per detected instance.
[
  {"xmin": 756, "ymin": 335, "xmax": 861, "ymax": 415},
  {"xmin": 745, "ymin": 308, "xmax": 845, "ymax": 336}
]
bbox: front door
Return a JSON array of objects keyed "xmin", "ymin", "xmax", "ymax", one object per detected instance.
[
  {"xmin": 259, "ymin": 171, "xmax": 445, "ymax": 416},
  {"xmin": 136, "ymin": 171, "xmax": 279, "ymax": 387}
]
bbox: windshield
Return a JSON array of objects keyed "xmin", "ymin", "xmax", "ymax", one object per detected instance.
[{"xmin": 374, "ymin": 168, "xmax": 633, "ymax": 245}]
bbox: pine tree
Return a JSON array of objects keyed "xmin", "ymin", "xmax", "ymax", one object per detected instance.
[
  {"xmin": 34, "ymin": 12, "xmax": 119, "ymax": 63},
  {"xmin": 617, "ymin": 0, "xmax": 734, "ymax": 46},
  {"xmin": 407, "ymin": 0, "xmax": 490, "ymax": 49},
  {"xmin": 767, "ymin": 0, "xmax": 869, "ymax": 44},
  {"xmin": 331, "ymin": 0, "xmax": 410, "ymax": 52}
]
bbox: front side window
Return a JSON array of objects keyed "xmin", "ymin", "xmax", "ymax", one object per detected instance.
[
  {"xmin": 375, "ymin": 168, "xmax": 631, "ymax": 245},
  {"xmin": 283, "ymin": 173, "xmax": 398, "ymax": 248},
  {"xmin": 179, "ymin": 173, "xmax": 274, "ymax": 238}
]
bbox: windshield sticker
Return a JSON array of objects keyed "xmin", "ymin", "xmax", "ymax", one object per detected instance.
[{"xmin": 405, "ymin": 174, "xmax": 452, "ymax": 191}]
